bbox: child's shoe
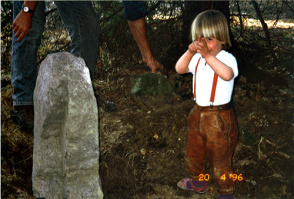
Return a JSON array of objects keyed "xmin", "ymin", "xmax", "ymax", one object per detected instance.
[
  {"xmin": 219, "ymin": 194, "xmax": 233, "ymax": 199},
  {"xmin": 177, "ymin": 178, "xmax": 207, "ymax": 194}
]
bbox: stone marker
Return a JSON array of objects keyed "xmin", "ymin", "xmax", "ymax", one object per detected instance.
[{"xmin": 33, "ymin": 52, "xmax": 103, "ymax": 199}]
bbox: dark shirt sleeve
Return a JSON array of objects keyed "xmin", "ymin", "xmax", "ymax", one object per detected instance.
[{"xmin": 123, "ymin": 1, "xmax": 146, "ymax": 21}]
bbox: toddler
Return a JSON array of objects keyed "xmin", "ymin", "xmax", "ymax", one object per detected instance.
[{"xmin": 175, "ymin": 10, "xmax": 239, "ymax": 199}]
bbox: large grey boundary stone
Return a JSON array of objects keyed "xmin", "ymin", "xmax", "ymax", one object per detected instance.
[{"xmin": 33, "ymin": 52, "xmax": 103, "ymax": 199}]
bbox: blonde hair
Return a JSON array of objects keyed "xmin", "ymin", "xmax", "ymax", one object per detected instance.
[{"xmin": 191, "ymin": 10, "xmax": 232, "ymax": 49}]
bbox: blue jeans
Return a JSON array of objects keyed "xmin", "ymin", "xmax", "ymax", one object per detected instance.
[
  {"xmin": 11, "ymin": 1, "xmax": 100, "ymax": 106},
  {"xmin": 123, "ymin": 1, "xmax": 146, "ymax": 21}
]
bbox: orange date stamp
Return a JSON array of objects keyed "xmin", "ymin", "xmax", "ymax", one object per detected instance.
[{"xmin": 198, "ymin": 174, "xmax": 243, "ymax": 181}]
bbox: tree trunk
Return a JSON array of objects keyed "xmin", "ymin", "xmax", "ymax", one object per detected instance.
[
  {"xmin": 236, "ymin": 1, "xmax": 244, "ymax": 32},
  {"xmin": 251, "ymin": 0, "xmax": 278, "ymax": 64}
]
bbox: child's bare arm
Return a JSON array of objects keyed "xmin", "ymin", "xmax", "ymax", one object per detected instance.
[
  {"xmin": 205, "ymin": 55, "xmax": 234, "ymax": 81},
  {"xmin": 175, "ymin": 36, "xmax": 203, "ymax": 74},
  {"xmin": 197, "ymin": 37, "xmax": 234, "ymax": 81},
  {"xmin": 175, "ymin": 50, "xmax": 194, "ymax": 74}
]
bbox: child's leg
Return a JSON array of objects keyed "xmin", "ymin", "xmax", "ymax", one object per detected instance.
[
  {"xmin": 202, "ymin": 108, "xmax": 238, "ymax": 195},
  {"xmin": 185, "ymin": 106, "xmax": 206, "ymax": 179},
  {"xmin": 178, "ymin": 106, "xmax": 207, "ymax": 193}
]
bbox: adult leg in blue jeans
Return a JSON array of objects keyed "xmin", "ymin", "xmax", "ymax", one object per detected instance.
[
  {"xmin": 54, "ymin": 1, "xmax": 100, "ymax": 79},
  {"xmin": 11, "ymin": 1, "xmax": 45, "ymax": 107},
  {"xmin": 11, "ymin": 1, "xmax": 100, "ymax": 131},
  {"xmin": 54, "ymin": 1, "xmax": 109, "ymax": 110},
  {"xmin": 11, "ymin": 1, "xmax": 46, "ymax": 131}
]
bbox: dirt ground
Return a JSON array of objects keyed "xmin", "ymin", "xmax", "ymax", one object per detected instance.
[
  {"xmin": 96, "ymin": 60, "xmax": 294, "ymax": 199},
  {"xmin": 1, "ymin": 38, "xmax": 294, "ymax": 199}
]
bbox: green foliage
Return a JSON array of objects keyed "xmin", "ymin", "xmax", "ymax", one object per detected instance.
[
  {"xmin": 38, "ymin": 3, "xmax": 70, "ymax": 64},
  {"xmin": 1, "ymin": 1, "xmax": 13, "ymax": 75},
  {"xmin": 241, "ymin": 126, "xmax": 257, "ymax": 145},
  {"xmin": 94, "ymin": 1, "xmax": 126, "ymax": 54}
]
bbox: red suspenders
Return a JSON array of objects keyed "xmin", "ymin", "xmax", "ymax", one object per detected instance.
[
  {"xmin": 193, "ymin": 58, "xmax": 201, "ymax": 99},
  {"xmin": 210, "ymin": 73, "xmax": 218, "ymax": 103},
  {"xmin": 193, "ymin": 57, "xmax": 218, "ymax": 107}
]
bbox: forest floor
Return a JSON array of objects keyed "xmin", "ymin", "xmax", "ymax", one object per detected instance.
[
  {"xmin": 96, "ymin": 55, "xmax": 294, "ymax": 199},
  {"xmin": 2, "ymin": 52, "xmax": 294, "ymax": 198}
]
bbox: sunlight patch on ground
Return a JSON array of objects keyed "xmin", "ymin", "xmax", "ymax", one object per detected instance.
[
  {"xmin": 232, "ymin": 16, "xmax": 294, "ymax": 29},
  {"xmin": 151, "ymin": 14, "xmax": 294, "ymax": 29},
  {"xmin": 151, "ymin": 13, "xmax": 178, "ymax": 20}
]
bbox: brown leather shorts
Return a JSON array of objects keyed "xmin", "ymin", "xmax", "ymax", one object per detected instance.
[{"xmin": 185, "ymin": 103, "xmax": 238, "ymax": 195}]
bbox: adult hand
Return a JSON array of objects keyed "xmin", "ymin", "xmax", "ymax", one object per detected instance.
[
  {"xmin": 12, "ymin": 11, "xmax": 33, "ymax": 42},
  {"xmin": 143, "ymin": 56, "xmax": 163, "ymax": 73}
]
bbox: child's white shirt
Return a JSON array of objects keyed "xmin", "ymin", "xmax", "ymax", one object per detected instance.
[{"xmin": 188, "ymin": 50, "xmax": 238, "ymax": 106}]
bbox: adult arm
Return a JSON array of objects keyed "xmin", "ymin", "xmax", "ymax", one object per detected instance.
[
  {"xmin": 123, "ymin": 1, "xmax": 163, "ymax": 73},
  {"xmin": 12, "ymin": 1, "xmax": 38, "ymax": 42},
  {"xmin": 127, "ymin": 18, "xmax": 163, "ymax": 73}
]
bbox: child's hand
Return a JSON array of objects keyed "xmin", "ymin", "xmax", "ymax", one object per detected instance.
[
  {"xmin": 196, "ymin": 36, "xmax": 211, "ymax": 58},
  {"xmin": 188, "ymin": 35, "xmax": 202, "ymax": 54},
  {"xmin": 188, "ymin": 35, "xmax": 211, "ymax": 58}
]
